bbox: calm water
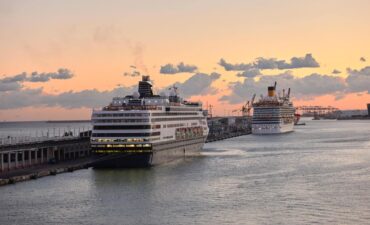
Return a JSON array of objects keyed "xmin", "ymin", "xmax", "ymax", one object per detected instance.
[
  {"xmin": 1, "ymin": 119, "xmax": 370, "ymax": 225},
  {"xmin": 0, "ymin": 121, "xmax": 91, "ymax": 138}
]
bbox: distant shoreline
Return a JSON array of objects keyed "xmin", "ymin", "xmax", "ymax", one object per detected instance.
[{"xmin": 0, "ymin": 120, "xmax": 91, "ymax": 124}]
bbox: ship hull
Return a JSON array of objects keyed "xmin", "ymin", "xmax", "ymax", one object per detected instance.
[
  {"xmin": 252, "ymin": 123, "xmax": 294, "ymax": 134},
  {"xmin": 90, "ymin": 136, "xmax": 207, "ymax": 168}
]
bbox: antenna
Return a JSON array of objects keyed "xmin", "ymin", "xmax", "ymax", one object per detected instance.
[
  {"xmin": 274, "ymin": 81, "xmax": 277, "ymax": 89},
  {"xmin": 287, "ymin": 88, "xmax": 291, "ymax": 99}
]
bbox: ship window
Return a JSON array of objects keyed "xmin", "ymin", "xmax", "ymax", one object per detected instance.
[
  {"xmin": 93, "ymin": 125, "xmax": 152, "ymax": 130},
  {"xmin": 91, "ymin": 132, "xmax": 160, "ymax": 137},
  {"xmin": 151, "ymin": 117, "xmax": 203, "ymax": 122}
]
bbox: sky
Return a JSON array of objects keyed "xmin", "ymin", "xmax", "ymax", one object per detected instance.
[{"xmin": 0, "ymin": 0, "xmax": 370, "ymax": 121}]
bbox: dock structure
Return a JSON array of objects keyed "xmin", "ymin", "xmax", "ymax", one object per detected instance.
[
  {"xmin": 0, "ymin": 133, "xmax": 90, "ymax": 174},
  {"xmin": 0, "ymin": 118, "xmax": 252, "ymax": 185},
  {"xmin": 296, "ymin": 105, "xmax": 340, "ymax": 117},
  {"xmin": 207, "ymin": 116, "xmax": 251, "ymax": 142}
]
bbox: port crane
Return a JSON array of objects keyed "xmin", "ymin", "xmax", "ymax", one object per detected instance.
[
  {"xmin": 232, "ymin": 94, "xmax": 256, "ymax": 116},
  {"xmin": 295, "ymin": 105, "xmax": 339, "ymax": 116}
]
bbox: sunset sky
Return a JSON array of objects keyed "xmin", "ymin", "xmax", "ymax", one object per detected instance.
[{"xmin": 1, "ymin": 0, "xmax": 370, "ymax": 121}]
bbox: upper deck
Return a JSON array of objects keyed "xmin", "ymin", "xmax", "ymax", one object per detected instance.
[{"xmin": 95, "ymin": 75, "xmax": 202, "ymax": 112}]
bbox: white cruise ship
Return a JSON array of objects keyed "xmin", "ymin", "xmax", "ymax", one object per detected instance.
[
  {"xmin": 252, "ymin": 83, "xmax": 295, "ymax": 134},
  {"xmin": 90, "ymin": 76, "xmax": 209, "ymax": 167}
]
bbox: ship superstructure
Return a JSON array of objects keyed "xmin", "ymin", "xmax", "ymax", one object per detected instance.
[
  {"xmin": 252, "ymin": 82, "xmax": 295, "ymax": 134},
  {"xmin": 90, "ymin": 76, "xmax": 209, "ymax": 167}
]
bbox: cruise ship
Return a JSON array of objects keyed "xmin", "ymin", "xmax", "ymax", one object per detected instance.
[
  {"xmin": 90, "ymin": 76, "xmax": 209, "ymax": 167},
  {"xmin": 252, "ymin": 82, "xmax": 295, "ymax": 134}
]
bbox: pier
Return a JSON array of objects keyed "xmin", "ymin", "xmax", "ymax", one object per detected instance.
[
  {"xmin": 0, "ymin": 132, "xmax": 91, "ymax": 175},
  {"xmin": 0, "ymin": 118, "xmax": 251, "ymax": 186},
  {"xmin": 206, "ymin": 116, "xmax": 251, "ymax": 142}
]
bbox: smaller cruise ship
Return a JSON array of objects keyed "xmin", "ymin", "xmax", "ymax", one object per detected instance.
[
  {"xmin": 90, "ymin": 76, "xmax": 209, "ymax": 167},
  {"xmin": 252, "ymin": 82, "xmax": 295, "ymax": 134}
]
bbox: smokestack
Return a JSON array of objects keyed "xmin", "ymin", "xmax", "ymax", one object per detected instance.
[
  {"xmin": 287, "ymin": 88, "xmax": 291, "ymax": 98},
  {"xmin": 138, "ymin": 76, "xmax": 153, "ymax": 98},
  {"xmin": 268, "ymin": 86, "xmax": 276, "ymax": 97}
]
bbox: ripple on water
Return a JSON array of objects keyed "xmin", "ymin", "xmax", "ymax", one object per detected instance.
[{"xmin": 1, "ymin": 120, "xmax": 370, "ymax": 224}]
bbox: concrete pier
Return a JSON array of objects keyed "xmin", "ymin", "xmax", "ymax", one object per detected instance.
[
  {"xmin": 207, "ymin": 116, "xmax": 251, "ymax": 142},
  {"xmin": 0, "ymin": 137, "xmax": 90, "ymax": 174},
  {"xmin": 0, "ymin": 157, "xmax": 93, "ymax": 186},
  {"xmin": 0, "ymin": 119, "xmax": 251, "ymax": 186}
]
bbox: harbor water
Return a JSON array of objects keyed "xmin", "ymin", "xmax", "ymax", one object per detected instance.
[
  {"xmin": 0, "ymin": 121, "xmax": 91, "ymax": 138},
  {"xmin": 1, "ymin": 119, "xmax": 370, "ymax": 224}
]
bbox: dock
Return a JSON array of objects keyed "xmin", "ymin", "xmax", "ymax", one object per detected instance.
[
  {"xmin": 0, "ymin": 135, "xmax": 90, "ymax": 171},
  {"xmin": 206, "ymin": 116, "xmax": 251, "ymax": 142},
  {"xmin": 0, "ymin": 157, "xmax": 92, "ymax": 185},
  {"xmin": 0, "ymin": 117, "xmax": 251, "ymax": 186}
]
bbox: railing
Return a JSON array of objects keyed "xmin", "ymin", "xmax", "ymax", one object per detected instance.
[
  {"xmin": 0, "ymin": 136, "xmax": 79, "ymax": 147},
  {"xmin": 0, "ymin": 130, "xmax": 91, "ymax": 147},
  {"xmin": 0, "ymin": 136, "xmax": 77, "ymax": 146}
]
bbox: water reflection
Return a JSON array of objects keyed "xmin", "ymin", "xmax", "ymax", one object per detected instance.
[{"xmin": 0, "ymin": 119, "xmax": 370, "ymax": 224}]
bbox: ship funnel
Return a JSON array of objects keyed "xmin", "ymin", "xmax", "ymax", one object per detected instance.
[
  {"xmin": 268, "ymin": 86, "xmax": 276, "ymax": 97},
  {"xmin": 138, "ymin": 75, "xmax": 153, "ymax": 98}
]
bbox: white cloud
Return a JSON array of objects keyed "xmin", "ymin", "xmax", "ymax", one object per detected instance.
[
  {"xmin": 346, "ymin": 66, "xmax": 370, "ymax": 93},
  {"xmin": 218, "ymin": 53, "xmax": 320, "ymax": 72},
  {"xmin": 168, "ymin": 72, "xmax": 221, "ymax": 97},
  {"xmin": 0, "ymin": 68, "xmax": 74, "ymax": 91},
  {"xmin": 0, "ymin": 73, "xmax": 27, "ymax": 83},
  {"xmin": 0, "ymin": 86, "xmax": 135, "ymax": 109},
  {"xmin": 0, "ymin": 82, "xmax": 22, "ymax": 92},
  {"xmin": 160, "ymin": 64, "xmax": 178, "ymax": 74},
  {"xmin": 218, "ymin": 58, "xmax": 252, "ymax": 71},
  {"xmin": 332, "ymin": 69, "xmax": 341, "ymax": 74},
  {"xmin": 220, "ymin": 71, "xmax": 346, "ymax": 104},
  {"xmin": 236, "ymin": 68, "xmax": 261, "ymax": 78},
  {"xmin": 28, "ymin": 68, "xmax": 74, "ymax": 82},
  {"xmin": 160, "ymin": 62, "xmax": 198, "ymax": 74},
  {"xmin": 0, "ymin": 72, "xmax": 221, "ymax": 109}
]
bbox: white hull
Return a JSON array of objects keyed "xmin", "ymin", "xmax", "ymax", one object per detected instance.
[{"xmin": 252, "ymin": 123, "xmax": 294, "ymax": 134}]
